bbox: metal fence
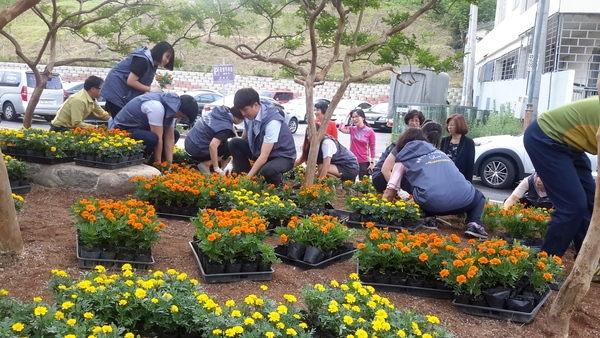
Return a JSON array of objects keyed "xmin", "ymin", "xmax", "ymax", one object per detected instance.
[{"xmin": 390, "ymin": 103, "xmax": 492, "ymax": 136}]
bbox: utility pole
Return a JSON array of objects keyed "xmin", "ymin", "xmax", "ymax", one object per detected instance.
[
  {"xmin": 523, "ymin": 0, "xmax": 550, "ymax": 129},
  {"xmin": 462, "ymin": 4, "xmax": 478, "ymax": 107}
]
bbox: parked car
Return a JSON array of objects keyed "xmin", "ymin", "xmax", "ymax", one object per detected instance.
[
  {"xmin": 0, "ymin": 69, "xmax": 64, "ymax": 121},
  {"xmin": 64, "ymin": 81, "xmax": 107, "ymax": 109},
  {"xmin": 330, "ymin": 99, "xmax": 372, "ymax": 125},
  {"xmin": 364, "ymin": 102, "xmax": 390, "ymax": 131},
  {"xmin": 282, "ymin": 97, "xmax": 331, "ymax": 123},
  {"xmin": 203, "ymin": 95, "xmax": 299, "ymax": 134},
  {"xmin": 259, "ymin": 90, "xmax": 294, "ymax": 104},
  {"xmin": 473, "ymin": 134, "xmax": 598, "ymax": 189},
  {"xmin": 179, "ymin": 89, "xmax": 224, "ymax": 114}
]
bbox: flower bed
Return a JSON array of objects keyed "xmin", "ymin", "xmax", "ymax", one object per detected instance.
[
  {"xmin": 0, "ymin": 266, "xmax": 455, "ymax": 337},
  {"xmin": 345, "ymin": 192, "xmax": 423, "ymax": 230},
  {"xmin": 482, "ymin": 201, "xmax": 551, "ymax": 244},
  {"xmin": 224, "ymin": 189, "xmax": 299, "ymax": 229}
]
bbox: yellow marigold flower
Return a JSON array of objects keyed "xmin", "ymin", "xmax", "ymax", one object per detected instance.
[
  {"xmin": 123, "ymin": 270, "xmax": 133, "ymax": 277},
  {"xmin": 95, "ymin": 265, "xmax": 106, "ymax": 273},
  {"xmin": 121, "ymin": 264, "xmax": 132, "ymax": 271},
  {"xmin": 167, "ymin": 269, "xmax": 177, "ymax": 275},
  {"xmin": 135, "ymin": 288, "xmax": 147, "ymax": 299},
  {"xmin": 64, "ymin": 335, "xmax": 76, "ymax": 338},
  {"xmin": 177, "ymin": 273, "xmax": 187, "ymax": 281},
  {"xmin": 153, "ymin": 271, "xmax": 164, "ymax": 278},
  {"xmin": 125, "ymin": 333, "xmax": 135, "ymax": 338},
  {"xmin": 33, "ymin": 297, "xmax": 42, "ymax": 302},
  {"xmin": 268, "ymin": 312, "xmax": 281, "ymax": 322},
  {"xmin": 11, "ymin": 322, "xmax": 24, "ymax": 332},
  {"xmin": 423, "ymin": 334, "xmax": 433, "ymax": 338},
  {"xmin": 0, "ymin": 289, "xmax": 8, "ymax": 296},
  {"xmin": 345, "ymin": 293, "xmax": 356, "ymax": 303},
  {"xmin": 119, "ymin": 300, "xmax": 127, "ymax": 306},
  {"xmin": 265, "ymin": 332, "xmax": 275, "ymax": 338},
  {"xmin": 171, "ymin": 305, "xmax": 179, "ymax": 312},
  {"xmin": 314, "ymin": 284, "xmax": 325, "ymax": 292},
  {"xmin": 341, "ymin": 284, "xmax": 350, "ymax": 291},
  {"xmin": 225, "ymin": 300, "xmax": 236, "ymax": 307},
  {"xmin": 344, "ymin": 315, "xmax": 354, "ymax": 325},
  {"xmin": 54, "ymin": 311, "xmax": 65, "ymax": 320},
  {"xmin": 252, "ymin": 311, "xmax": 263, "ymax": 319},
  {"xmin": 283, "ymin": 294, "xmax": 297, "ymax": 303},
  {"xmin": 84, "ymin": 312, "xmax": 94, "ymax": 319},
  {"xmin": 34, "ymin": 306, "xmax": 48, "ymax": 316},
  {"xmin": 102, "ymin": 325, "xmax": 113, "ymax": 333},
  {"xmin": 276, "ymin": 322, "xmax": 285, "ymax": 329},
  {"xmin": 67, "ymin": 318, "xmax": 77, "ymax": 326},
  {"xmin": 231, "ymin": 310, "xmax": 242, "ymax": 317},
  {"xmin": 330, "ymin": 280, "xmax": 340, "ymax": 287},
  {"xmin": 62, "ymin": 301, "xmax": 75, "ymax": 310},
  {"xmin": 355, "ymin": 329, "xmax": 368, "ymax": 338},
  {"xmin": 349, "ymin": 273, "xmax": 359, "ymax": 280},
  {"xmin": 277, "ymin": 305, "xmax": 288, "ymax": 314},
  {"xmin": 71, "ymin": 294, "xmax": 78, "ymax": 299},
  {"xmin": 92, "ymin": 326, "xmax": 102, "ymax": 334},
  {"xmin": 212, "ymin": 329, "xmax": 223, "ymax": 335},
  {"xmin": 244, "ymin": 317, "xmax": 255, "ymax": 325},
  {"xmin": 151, "ymin": 298, "xmax": 159, "ymax": 304},
  {"xmin": 286, "ymin": 328, "xmax": 298, "ymax": 335}
]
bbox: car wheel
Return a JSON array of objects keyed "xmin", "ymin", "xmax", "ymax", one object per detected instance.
[
  {"xmin": 3, "ymin": 102, "xmax": 18, "ymax": 121},
  {"xmin": 479, "ymin": 156, "xmax": 516, "ymax": 189},
  {"xmin": 288, "ymin": 117, "xmax": 298, "ymax": 134}
]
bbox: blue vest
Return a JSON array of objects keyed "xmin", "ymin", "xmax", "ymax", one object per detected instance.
[
  {"xmin": 101, "ymin": 46, "xmax": 156, "ymax": 108},
  {"xmin": 185, "ymin": 106, "xmax": 235, "ymax": 158},
  {"xmin": 111, "ymin": 92, "xmax": 180, "ymax": 131},
  {"xmin": 372, "ymin": 142, "xmax": 396, "ymax": 180},
  {"xmin": 317, "ymin": 136, "xmax": 359, "ymax": 172},
  {"xmin": 396, "ymin": 140, "xmax": 476, "ymax": 212},
  {"xmin": 524, "ymin": 175, "xmax": 553, "ymax": 208},
  {"xmin": 245, "ymin": 103, "xmax": 296, "ymax": 160}
]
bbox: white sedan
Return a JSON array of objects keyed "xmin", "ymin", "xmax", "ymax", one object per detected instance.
[{"xmin": 474, "ymin": 134, "xmax": 597, "ymax": 189}]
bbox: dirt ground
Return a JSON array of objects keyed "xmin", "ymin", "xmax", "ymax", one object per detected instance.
[{"xmin": 3, "ymin": 184, "xmax": 600, "ymax": 337}]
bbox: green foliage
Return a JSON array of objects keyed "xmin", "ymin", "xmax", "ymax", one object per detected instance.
[
  {"xmin": 468, "ymin": 104, "xmax": 524, "ymax": 139},
  {"xmin": 431, "ymin": 0, "xmax": 497, "ymax": 50}
]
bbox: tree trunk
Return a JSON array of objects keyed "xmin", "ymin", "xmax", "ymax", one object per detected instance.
[
  {"xmin": 23, "ymin": 70, "xmax": 52, "ymax": 128},
  {"xmin": 543, "ymin": 132, "xmax": 600, "ymax": 337},
  {"xmin": 0, "ymin": 150, "xmax": 24, "ymax": 253}
]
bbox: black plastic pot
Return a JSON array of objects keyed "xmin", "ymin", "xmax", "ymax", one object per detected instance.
[
  {"xmin": 287, "ymin": 241, "xmax": 306, "ymax": 260},
  {"xmin": 483, "ymin": 287, "xmax": 512, "ymax": 309},
  {"xmin": 303, "ymin": 246, "xmax": 324, "ymax": 264},
  {"xmin": 506, "ymin": 296, "xmax": 535, "ymax": 312}
]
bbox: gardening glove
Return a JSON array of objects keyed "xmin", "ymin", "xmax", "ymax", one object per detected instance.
[
  {"xmin": 213, "ymin": 166, "xmax": 224, "ymax": 175},
  {"xmin": 223, "ymin": 162, "xmax": 234, "ymax": 175}
]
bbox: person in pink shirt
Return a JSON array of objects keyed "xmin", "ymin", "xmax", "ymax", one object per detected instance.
[{"xmin": 339, "ymin": 108, "xmax": 376, "ymax": 179}]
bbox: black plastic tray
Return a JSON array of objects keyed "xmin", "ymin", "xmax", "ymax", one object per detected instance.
[
  {"xmin": 74, "ymin": 157, "xmax": 145, "ymax": 170},
  {"xmin": 5, "ymin": 152, "xmax": 75, "ymax": 164},
  {"xmin": 157, "ymin": 211, "xmax": 194, "ymax": 220},
  {"xmin": 76, "ymin": 235, "xmax": 155, "ymax": 270},
  {"xmin": 189, "ymin": 242, "xmax": 274, "ymax": 283},
  {"xmin": 452, "ymin": 290, "xmax": 552, "ymax": 323},
  {"xmin": 275, "ymin": 245, "xmax": 356, "ymax": 269},
  {"xmin": 10, "ymin": 181, "xmax": 31, "ymax": 194},
  {"xmin": 362, "ymin": 281, "xmax": 455, "ymax": 300},
  {"xmin": 324, "ymin": 209, "xmax": 351, "ymax": 222},
  {"xmin": 345, "ymin": 219, "xmax": 423, "ymax": 232}
]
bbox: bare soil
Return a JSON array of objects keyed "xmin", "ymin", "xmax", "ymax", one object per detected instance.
[{"xmin": 2, "ymin": 185, "xmax": 600, "ymax": 337}]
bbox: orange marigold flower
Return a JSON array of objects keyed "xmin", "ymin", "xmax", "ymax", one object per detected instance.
[
  {"xmin": 553, "ymin": 256, "xmax": 562, "ymax": 265},
  {"xmin": 279, "ymin": 234, "xmax": 288, "ymax": 243},
  {"xmin": 439, "ymin": 269, "xmax": 450, "ymax": 278},
  {"xmin": 489, "ymin": 258, "xmax": 502, "ymax": 265},
  {"xmin": 456, "ymin": 275, "xmax": 467, "ymax": 284},
  {"xmin": 453, "ymin": 260, "xmax": 465, "ymax": 268},
  {"xmin": 357, "ymin": 243, "xmax": 367, "ymax": 250},
  {"xmin": 537, "ymin": 261, "xmax": 546, "ymax": 270},
  {"xmin": 478, "ymin": 257, "xmax": 488, "ymax": 264},
  {"xmin": 418, "ymin": 253, "xmax": 428, "ymax": 262},
  {"xmin": 543, "ymin": 272, "xmax": 553, "ymax": 281}
]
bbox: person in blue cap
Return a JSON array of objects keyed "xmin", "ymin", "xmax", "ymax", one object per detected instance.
[{"xmin": 110, "ymin": 92, "xmax": 198, "ymax": 164}]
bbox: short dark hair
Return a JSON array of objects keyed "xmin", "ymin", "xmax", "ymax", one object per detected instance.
[
  {"xmin": 150, "ymin": 41, "xmax": 175, "ymax": 71},
  {"xmin": 394, "ymin": 128, "xmax": 428, "ymax": 153},
  {"xmin": 179, "ymin": 95, "xmax": 198, "ymax": 125},
  {"xmin": 233, "ymin": 88, "xmax": 260, "ymax": 110},
  {"xmin": 229, "ymin": 106, "xmax": 243, "ymax": 120},
  {"xmin": 84, "ymin": 76, "xmax": 104, "ymax": 91},
  {"xmin": 421, "ymin": 121, "xmax": 443, "ymax": 148},
  {"xmin": 314, "ymin": 101, "xmax": 329, "ymax": 114},
  {"xmin": 404, "ymin": 109, "xmax": 425, "ymax": 126},
  {"xmin": 445, "ymin": 113, "xmax": 469, "ymax": 135}
]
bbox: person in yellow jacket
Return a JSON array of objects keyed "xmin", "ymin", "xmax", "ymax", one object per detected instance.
[{"xmin": 50, "ymin": 75, "xmax": 110, "ymax": 131}]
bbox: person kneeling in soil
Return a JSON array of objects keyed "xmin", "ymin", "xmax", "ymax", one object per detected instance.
[
  {"xmin": 184, "ymin": 106, "xmax": 244, "ymax": 174},
  {"xmin": 383, "ymin": 128, "xmax": 488, "ymax": 239},
  {"xmin": 295, "ymin": 123, "xmax": 359, "ymax": 183},
  {"xmin": 503, "ymin": 172, "xmax": 553, "ymax": 209}
]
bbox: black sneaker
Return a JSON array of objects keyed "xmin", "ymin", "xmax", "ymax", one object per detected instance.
[
  {"xmin": 422, "ymin": 216, "xmax": 438, "ymax": 230},
  {"xmin": 464, "ymin": 222, "xmax": 488, "ymax": 239}
]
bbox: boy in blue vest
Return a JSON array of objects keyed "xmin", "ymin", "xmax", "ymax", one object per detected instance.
[{"xmin": 228, "ymin": 88, "xmax": 296, "ymax": 186}]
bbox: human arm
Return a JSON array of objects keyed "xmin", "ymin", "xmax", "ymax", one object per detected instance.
[
  {"xmin": 383, "ymin": 162, "xmax": 407, "ymax": 201},
  {"xmin": 381, "ymin": 153, "xmax": 397, "ymax": 182},
  {"xmin": 66, "ymin": 99, "xmax": 95, "ymax": 128},
  {"xmin": 338, "ymin": 113, "xmax": 351, "ymax": 134},
  {"xmin": 503, "ymin": 177, "xmax": 530, "ymax": 208},
  {"xmin": 162, "ymin": 127, "xmax": 176, "ymax": 163},
  {"xmin": 368, "ymin": 129, "xmax": 377, "ymax": 170},
  {"xmin": 90, "ymin": 101, "xmax": 111, "ymax": 121},
  {"xmin": 126, "ymin": 57, "xmax": 152, "ymax": 93},
  {"xmin": 247, "ymin": 141, "xmax": 274, "ymax": 178}
]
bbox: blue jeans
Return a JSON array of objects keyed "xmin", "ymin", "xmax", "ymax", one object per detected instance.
[
  {"xmin": 421, "ymin": 188, "xmax": 485, "ymax": 225},
  {"xmin": 523, "ymin": 120, "xmax": 595, "ymax": 257}
]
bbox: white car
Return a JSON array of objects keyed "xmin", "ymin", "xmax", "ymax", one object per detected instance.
[
  {"xmin": 203, "ymin": 95, "xmax": 299, "ymax": 134},
  {"xmin": 282, "ymin": 97, "xmax": 330, "ymax": 122},
  {"xmin": 330, "ymin": 99, "xmax": 372, "ymax": 125},
  {"xmin": 473, "ymin": 134, "xmax": 598, "ymax": 189}
]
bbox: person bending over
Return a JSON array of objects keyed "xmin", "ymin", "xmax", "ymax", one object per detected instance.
[{"xmin": 50, "ymin": 76, "xmax": 110, "ymax": 131}]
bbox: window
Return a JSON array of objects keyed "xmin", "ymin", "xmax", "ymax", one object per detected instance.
[
  {"xmin": 496, "ymin": 50, "xmax": 519, "ymax": 80},
  {"xmin": 26, "ymin": 73, "xmax": 62, "ymax": 89},
  {"xmin": 0, "ymin": 71, "xmax": 21, "ymax": 86},
  {"xmin": 483, "ymin": 62, "xmax": 495, "ymax": 82}
]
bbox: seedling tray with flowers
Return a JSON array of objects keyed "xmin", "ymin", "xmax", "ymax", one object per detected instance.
[
  {"xmin": 74, "ymin": 156, "xmax": 145, "ymax": 170},
  {"xmin": 70, "ymin": 197, "xmax": 164, "ymax": 271},
  {"xmin": 190, "ymin": 208, "xmax": 278, "ymax": 283},
  {"xmin": 344, "ymin": 192, "xmax": 423, "ymax": 231},
  {"xmin": 273, "ymin": 214, "xmax": 356, "ymax": 269}
]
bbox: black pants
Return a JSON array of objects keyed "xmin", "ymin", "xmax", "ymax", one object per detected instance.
[
  {"xmin": 228, "ymin": 137, "xmax": 294, "ymax": 186},
  {"xmin": 105, "ymin": 100, "xmax": 123, "ymax": 119},
  {"xmin": 49, "ymin": 125, "xmax": 70, "ymax": 132}
]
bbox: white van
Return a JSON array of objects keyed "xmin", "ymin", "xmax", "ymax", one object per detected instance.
[{"xmin": 0, "ymin": 69, "xmax": 64, "ymax": 121}]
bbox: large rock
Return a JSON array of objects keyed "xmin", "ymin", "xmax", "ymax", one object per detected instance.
[{"xmin": 26, "ymin": 162, "xmax": 161, "ymax": 196}]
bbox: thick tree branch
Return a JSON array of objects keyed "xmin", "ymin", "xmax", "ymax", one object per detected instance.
[{"xmin": 0, "ymin": 0, "xmax": 41, "ymax": 30}]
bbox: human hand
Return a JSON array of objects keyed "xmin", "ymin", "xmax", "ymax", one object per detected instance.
[
  {"xmin": 223, "ymin": 162, "xmax": 234, "ymax": 175},
  {"xmin": 213, "ymin": 166, "xmax": 224, "ymax": 175}
]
